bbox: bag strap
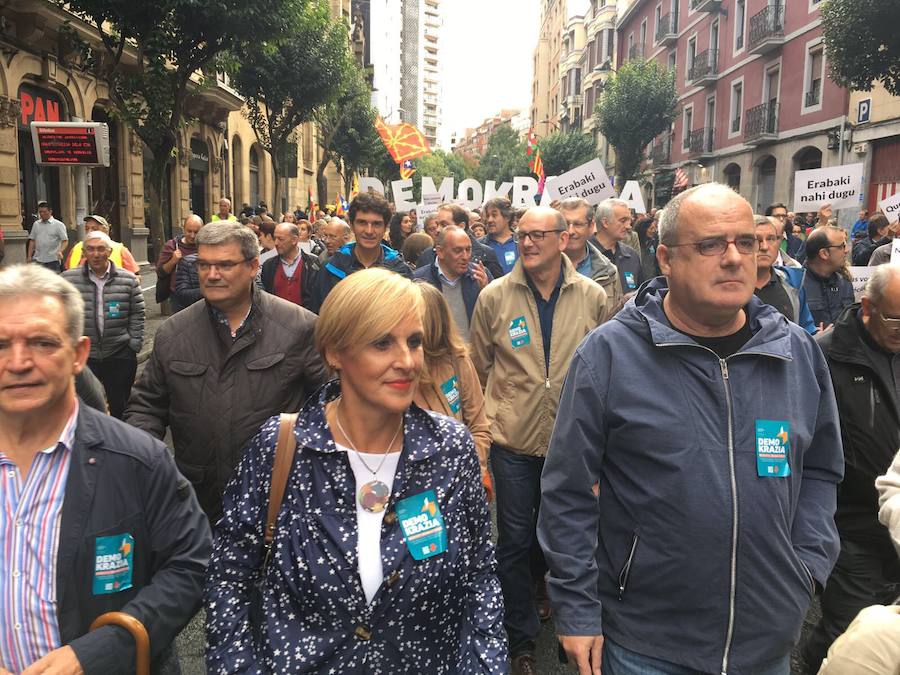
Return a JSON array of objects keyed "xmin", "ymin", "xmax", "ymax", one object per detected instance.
[{"xmin": 264, "ymin": 412, "xmax": 299, "ymax": 547}]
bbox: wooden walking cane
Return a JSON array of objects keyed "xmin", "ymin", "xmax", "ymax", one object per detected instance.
[{"xmin": 89, "ymin": 612, "xmax": 150, "ymax": 675}]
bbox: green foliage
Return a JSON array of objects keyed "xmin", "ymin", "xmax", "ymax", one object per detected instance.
[
  {"xmin": 58, "ymin": 0, "xmax": 306, "ymax": 253},
  {"xmin": 596, "ymin": 58, "xmax": 678, "ymax": 185},
  {"xmin": 411, "ymin": 152, "xmax": 450, "ymax": 202},
  {"xmin": 443, "ymin": 151, "xmax": 477, "ymax": 186},
  {"xmin": 474, "ymin": 124, "xmax": 529, "ymax": 184},
  {"xmin": 537, "ymin": 131, "xmax": 597, "ymax": 176},
  {"xmin": 229, "ymin": 0, "xmax": 351, "ymax": 207},
  {"xmin": 821, "ymin": 0, "xmax": 900, "ymax": 96},
  {"xmin": 314, "ymin": 61, "xmax": 380, "ymax": 205}
]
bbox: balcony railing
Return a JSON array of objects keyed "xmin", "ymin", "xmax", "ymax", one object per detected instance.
[
  {"xmin": 628, "ymin": 45, "xmax": 644, "ymax": 61},
  {"xmin": 688, "ymin": 127, "xmax": 715, "ymax": 156},
  {"xmin": 805, "ymin": 80, "xmax": 821, "ymax": 107},
  {"xmin": 744, "ymin": 101, "xmax": 779, "ymax": 143},
  {"xmin": 688, "ymin": 49, "xmax": 718, "ymax": 85},
  {"xmin": 748, "ymin": 5, "xmax": 785, "ymax": 53},
  {"xmin": 655, "ymin": 13, "xmax": 678, "ymax": 44}
]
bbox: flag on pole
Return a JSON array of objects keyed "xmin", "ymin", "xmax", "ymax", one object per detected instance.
[
  {"xmin": 375, "ymin": 116, "xmax": 431, "ymax": 163},
  {"xmin": 400, "ymin": 159, "xmax": 416, "ymax": 180},
  {"xmin": 334, "ymin": 194, "xmax": 348, "ymax": 217},
  {"xmin": 350, "ymin": 174, "xmax": 360, "ymax": 200},
  {"xmin": 530, "ymin": 148, "xmax": 546, "ymax": 192},
  {"xmin": 308, "ymin": 185, "xmax": 318, "ymax": 216},
  {"xmin": 673, "ymin": 167, "xmax": 689, "ymax": 193},
  {"xmin": 526, "ymin": 130, "xmax": 539, "ymax": 156}
]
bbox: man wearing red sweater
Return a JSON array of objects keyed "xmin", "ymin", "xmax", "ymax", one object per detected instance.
[{"xmin": 260, "ymin": 222, "xmax": 320, "ymax": 311}]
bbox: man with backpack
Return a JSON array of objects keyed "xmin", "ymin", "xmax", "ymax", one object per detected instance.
[{"xmin": 156, "ymin": 215, "xmax": 202, "ymax": 313}]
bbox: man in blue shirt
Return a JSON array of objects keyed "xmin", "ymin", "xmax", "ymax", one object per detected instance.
[
  {"xmin": 592, "ymin": 198, "xmax": 644, "ymax": 294},
  {"xmin": 851, "ymin": 209, "xmax": 869, "ymax": 240},
  {"xmin": 483, "ymin": 197, "xmax": 518, "ymax": 275},
  {"xmin": 803, "ymin": 227, "xmax": 856, "ymax": 331}
]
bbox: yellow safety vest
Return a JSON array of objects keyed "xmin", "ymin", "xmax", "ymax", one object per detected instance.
[{"xmin": 67, "ymin": 241, "xmax": 125, "ymax": 269}]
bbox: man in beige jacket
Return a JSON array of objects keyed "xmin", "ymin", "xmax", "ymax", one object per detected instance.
[{"xmin": 469, "ymin": 206, "xmax": 608, "ymax": 674}]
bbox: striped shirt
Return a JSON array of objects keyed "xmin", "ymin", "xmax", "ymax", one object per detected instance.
[{"xmin": 0, "ymin": 401, "xmax": 78, "ymax": 672}]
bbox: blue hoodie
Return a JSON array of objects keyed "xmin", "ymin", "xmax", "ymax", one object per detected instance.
[
  {"xmin": 538, "ymin": 278, "xmax": 843, "ymax": 674},
  {"xmin": 309, "ymin": 241, "xmax": 412, "ymax": 312}
]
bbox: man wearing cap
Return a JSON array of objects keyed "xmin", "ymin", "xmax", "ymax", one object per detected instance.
[
  {"xmin": 62, "ymin": 231, "xmax": 145, "ymax": 419},
  {"xmin": 64, "ymin": 215, "xmax": 141, "ymax": 275}
]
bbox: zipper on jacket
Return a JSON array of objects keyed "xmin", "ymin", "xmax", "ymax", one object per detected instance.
[
  {"xmin": 617, "ymin": 533, "xmax": 639, "ymax": 600},
  {"xmin": 719, "ymin": 358, "xmax": 738, "ymax": 675}
]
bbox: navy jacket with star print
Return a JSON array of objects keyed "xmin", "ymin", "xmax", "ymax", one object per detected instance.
[{"xmin": 204, "ymin": 381, "xmax": 508, "ymax": 673}]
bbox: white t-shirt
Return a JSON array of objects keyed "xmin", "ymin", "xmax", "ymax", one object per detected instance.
[{"xmin": 338, "ymin": 443, "xmax": 402, "ymax": 604}]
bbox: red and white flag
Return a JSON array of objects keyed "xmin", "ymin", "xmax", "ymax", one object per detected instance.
[{"xmin": 673, "ymin": 167, "xmax": 689, "ymax": 192}]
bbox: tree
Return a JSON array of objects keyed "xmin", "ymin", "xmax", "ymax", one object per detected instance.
[
  {"xmin": 475, "ymin": 124, "xmax": 529, "ymax": 185},
  {"xmin": 411, "ymin": 152, "xmax": 450, "ymax": 202},
  {"xmin": 538, "ymin": 131, "xmax": 598, "ymax": 176},
  {"xmin": 821, "ymin": 0, "xmax": 900, "ymax": 96},
  {"xmin": 230, "ymin": 0, "xmax": 351, "ymax": 210},
  {"xmin": 444, "ymin": 151, "xmax": 477, "ymax": 187},
  {"xmin": 60, "ymin": 0, "xmax": 303, "ymax": 257},
  {"xmin": 314, "ymin": 62, "xmax": 379, "ymax": 204},
  {"xmin": 596, "ymin": 58, "xmax": 678, "ymax": 186}
]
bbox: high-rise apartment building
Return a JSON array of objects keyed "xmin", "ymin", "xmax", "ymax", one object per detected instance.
[{"xmin": 357, "ymin": 0, "xmax": 442, "ymax": 147}]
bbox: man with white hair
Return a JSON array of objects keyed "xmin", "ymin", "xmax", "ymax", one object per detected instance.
[
  {"xmin": 540, "ymin": 182, "xmax": 843, "ymax": 674},
  {"xmin": 318, "ymin": 218, "xmax": 352, "ymax": 264},
  {"xmin": 64, "ymin": 214, "xmax": 141, "ymax": 274},
  {"xmin": 592, "ymin": 198, "xmax": 644, "ymax": 294},
  {"xmin": 62, "ymin": 231, "xmax": 144, "ymax": 418},
  {"xmin": 0, "ymin": 264, "xmax": 208, "ymax": 674},
  {"xmin": 211, "ymin": 197, "xmax": 237, "ymax": 222},
  {"xmin": 801, "ymin": 263, "xmax": 900, "ymax": 672}
]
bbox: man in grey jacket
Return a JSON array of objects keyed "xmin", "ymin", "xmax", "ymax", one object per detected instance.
[
  {"xmin": 539, "ymin": 183, "xmax": 844, "ymax": 675},
  {"xmin": 125, "ymin": 222, "xmax": 327, "ymax": 522},
  {"xmin": 62, "ymin": 231, "xmax": 144, "ymax": 418}
]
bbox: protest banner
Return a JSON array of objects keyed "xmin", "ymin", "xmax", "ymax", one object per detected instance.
[
  {"xmin": 793, "ymin": 163, "xmax": 864, "ymax": 211},
  {"xmin": 878, "ymin": 191, "xmax": 900, "ymax": 224},
  {"xmin": 545, "ymin": 158, "xmax": 615, "ymax": 206},
  {"xmin": 850, "ymin": 266, "xmax": 874, "ymax": 302},
  {"xmin": 416, "ymin": 193, "xmax": 443, "ymax": 224},
  {"xmin": 619, "ymin": 180, "xmax": 646, "ymax": 214}
]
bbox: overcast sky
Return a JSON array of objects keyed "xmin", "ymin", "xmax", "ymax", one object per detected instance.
[{"xmin": 440, "ymin": 0, "xmax": 541, "ymax": 147}]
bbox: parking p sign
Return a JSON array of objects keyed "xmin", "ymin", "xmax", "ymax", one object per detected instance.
[{"xmin": 857, "ymin": 98, "xmax": 871, "ymax": 124}]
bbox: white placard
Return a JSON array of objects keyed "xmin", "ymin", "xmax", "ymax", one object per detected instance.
[
  {"xmin": 545, "ymin": 158, "xmax": 615, "ymax": 206},
  {"xmin": 892, "ymin": 238, "xmax": 900, "ymax": 264},
  {"xmin": 619, "ymin": 181, "xmax": 646, "ymax": 214},
  {"xmin": 793, "ymin": 163, "xmax": 864, "ymax": 211},
  {"xmin": 850, "ymin": 266, "xmax": 873, "ymax": 302},
  {"xmin": 416, "ymin": 192, "xmax": 443, "ymax": 222},
  {"xmin": 878, "ymin": 191, "xmax": 900, "ymax": 223}
]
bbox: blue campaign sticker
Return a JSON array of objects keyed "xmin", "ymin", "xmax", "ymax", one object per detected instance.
[
  {"xmin": 624, "ymin": 272, "xmax": 636, "ymax": 290},
  {"xmin": 755, "ymin": 420, "xmax": 791, "ymax": 478},
  {"xmin": 440, "ymin": 376, "xmax": 461, "ymax": 415},
  {"xmin": 106, "ymin": 301, "xmax": 122, "ymax": 318},
  {"xmin": 396, "ymin": 490, "xmax": 448, "ymax": 561},
  {"xmin": 93, "ymin": 534, "xmax": 134, "ymax": 595},
  {"xmin": 504, "ymin": 250, "xmax": 517, "ymax": 266},
  {"xmin": 508, "ymin": 316, "xmax": 531, "ymax": 349}
]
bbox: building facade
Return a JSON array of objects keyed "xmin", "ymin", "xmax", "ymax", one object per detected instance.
[
  {"xmin": 1, "ymin": 0, "xmax": 347, "ymax": 266},
  {"xmin": 452, "ymin": 109, "xmax": 525, "ymax": 159},
  {"xmin": 617, "ymin": 0, "xmax": 849, "ymax": 211},
  {"xmin": 362, "ymin": 0, "xmax": 442, "ymax": 148},
  {"xmin": 848, "ymin": 84, "xmax": 900, "ymax": 214}
]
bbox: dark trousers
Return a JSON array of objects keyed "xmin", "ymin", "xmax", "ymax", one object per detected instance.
[
  {"xmin": 801, "ymin": 536, "xmax": 900, "ymax": 672},
  {"xmin": 40, "ymin": 260, "xmax": 62, "ymax": 273},
  {"xmin": 491, "ymin": 444, "xmax": 546, "ymax": 657},
  {"xmin": 88, "ymin": 353, "xmax": 137, "ymax": 419}
]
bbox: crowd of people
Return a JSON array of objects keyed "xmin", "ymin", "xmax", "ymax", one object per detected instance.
[{"xmin": 2, "ymin": 183, "xmax": 900, "ymax": 674}]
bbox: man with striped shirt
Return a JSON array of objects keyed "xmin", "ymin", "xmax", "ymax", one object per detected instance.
[{"xmin": 0, "ymin": 265, "xmax": 210, "ymax": 674}]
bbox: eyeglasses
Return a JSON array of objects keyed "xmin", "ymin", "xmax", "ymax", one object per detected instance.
[
  {"xmin": 513, "ymin": 229, "xmax": 564, "ymax": 243},
  {"xmin": 196, "ymin": 259, "xmax": 252, "ymax": 272},
  {"xmin": 875, "ymin": 308, "xmax": 900, "ymax": 331},
  {"xmin": 824, "ymin": 242, "xmax": 848, "ymax": 251},
  {"xmin": 666, "ymin": 236, "xmax": 759, "ymax": 256}
]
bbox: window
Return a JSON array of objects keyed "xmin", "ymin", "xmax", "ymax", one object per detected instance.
[
  {"xmin": 654, "ymin": 5, "xmax": 662, "ymax": 42},
  {"xmin": 683, "ymin": 106, "xmax": 693, "ymax": 149},
  {"xmin": 804, "ymin": 45, "xmax": 825, "ymax": 110},
  {"xmin": 606, "ymin": 29, "xmax": 615, "ymax": 59},
  {"xmin": 734, "ymin": 0, "xmax": 746, "ymax": 52},
  {"xmin": 668, "ymin": 50, "xmax": 676, "ymax": 71},
  {"xmin": 687, "ymin": 37, "xmax": 697, "ymax": 81},
  {"xmin": 710, "ymin": 20, "xmax": 719, "ymax": 53},
  {"xmin": 640, "ymin": 20, "xmax": 647, "ymax": 49},
  {"xmin": 764, "ymin": 66, "xmax": 780, "ymax": 106},
  {"xmin": 729, "ymin": 79, "xmax": 743, "ymax": 136}
]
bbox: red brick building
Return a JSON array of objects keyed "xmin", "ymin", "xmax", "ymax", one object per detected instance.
[{"xmin": 616, "ymin": 0, "xmax": 850, "ymax": 211}]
